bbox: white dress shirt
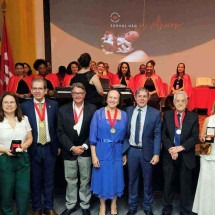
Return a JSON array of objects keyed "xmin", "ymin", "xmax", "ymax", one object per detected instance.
[{"xmin": 129, "ymin": 105, "xmax": 147, "ymax": 147}]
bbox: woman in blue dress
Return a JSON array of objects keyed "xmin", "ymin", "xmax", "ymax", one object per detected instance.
[{"xmin": 90, "ymin": 89, "xmax": 128, "ymax": 215}]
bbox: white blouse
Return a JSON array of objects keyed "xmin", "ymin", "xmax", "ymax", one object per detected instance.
[{"xmin": 0, "ymin": 116, "xmax": 32, "ymax": 155}]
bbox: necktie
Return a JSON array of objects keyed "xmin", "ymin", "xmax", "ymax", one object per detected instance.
[
  {"xmin": 135, "ymin": 109, "xmax": 141, "ymax": 145},
  {"xmin": 177, "ymin": 113, "xmax": 181, "ymax": 126},
  {"xmin": 38, "ymin": 103, "xmax": 47, "ymax": 145},
  {"xmin": 175, "ymin": 113, "xmax": 181, "ymax": 146}
]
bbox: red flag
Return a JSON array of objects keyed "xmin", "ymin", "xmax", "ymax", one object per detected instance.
[{"xmin": 0, "ymin": 16, "xmax": 14, "ymax": 95}]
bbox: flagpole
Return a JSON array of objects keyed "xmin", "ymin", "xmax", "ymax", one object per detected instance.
[
  {"xmin": 0, "ymin": 0, "xmax": 15, "ymax": 95},
  {"xmin": 1, "ymin": 0, "xmax": 6, "ymax": 16}
]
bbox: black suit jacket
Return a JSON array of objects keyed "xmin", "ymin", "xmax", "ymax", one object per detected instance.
[
  {"xmin": 57, "ymin": 102, "xmax": 97, "ymax": 160},
  {"xmin": 21, "ymin": 98, "xmax": 60, "ymax": 158},
  {"xmin": 162, "ymin": 109, "xmax": 199, "ymax": 169}
]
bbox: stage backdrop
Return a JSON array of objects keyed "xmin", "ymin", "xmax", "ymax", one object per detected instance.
[{"xmin": 50, "ymin": 0, "xmax": 215, "ymax": 84}]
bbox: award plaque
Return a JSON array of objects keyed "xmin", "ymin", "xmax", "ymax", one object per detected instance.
[{"xmin": 205, "ymin": 127, "xmax": 215, "ymax": 143}]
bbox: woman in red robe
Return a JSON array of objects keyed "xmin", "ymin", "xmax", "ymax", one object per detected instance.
[
  {"xmin": 63, "ymin": 61, "xmax": 80, "ymax": 86},
  {"xmin": 135, "ymin": 60, "xmax": 164, "ymax": 110},
  {"xmin": 165, "ymin": 63, "xmax": 192, "ymax": 109},
  {"xmin": 7, "ymin": 63, "xmax": 31, "ymax": 102},
  {"xmin": 112, "ymin": 62, "xmax": 134, "ymax": 92},
  {"xmin": 33, "ymin": 59, "xmax": 59, "ymax": 96}
]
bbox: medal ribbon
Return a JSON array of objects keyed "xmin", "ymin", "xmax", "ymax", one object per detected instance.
[
  {"xmin": 107, "ymin": 109, "xmax": 118, "ymax": 128},
  {"xmin": 174, "ymin": 111, "xmax": 185, "ymax": 128},
  {"xmin": 34, "ymin": 102, "xmax": 46, "ymax": 121},
  {"xmin": 73, "ymin": 106, "xmax": 84, "ymax": 124}
]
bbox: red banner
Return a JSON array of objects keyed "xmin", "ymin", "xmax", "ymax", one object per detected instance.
[{"xmin": 0, "ymin": 16, "xmax": 14, "ymax": 95}]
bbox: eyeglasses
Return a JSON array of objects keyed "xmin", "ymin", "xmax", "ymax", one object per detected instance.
[{"xmin": 72, "ymin": 92, "xmax": 85, "ymax": 96}]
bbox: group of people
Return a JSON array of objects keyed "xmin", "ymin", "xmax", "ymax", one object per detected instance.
[
  {"xmin": 0, "ymin": 52, "xmax": 213, "ymax": 215},
  {"xmin": 6, "ymin": 52, "xmax": 193, "ymax": 111}
]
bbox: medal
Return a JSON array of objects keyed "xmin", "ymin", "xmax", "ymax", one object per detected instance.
[
  {"xmin": 39, "ymin": 121, "xmax": 45, "ymax": 128},
  {"xmin": 73, "ymin": 124, "xmax": 77, "ymax": 130},
  {"xmin": 176, "ymin": 129, "xmax": 181, "ymax": 135},
  {"xmin": 110, "ymin": 128, "xmax": 116, "ymax": 133},
  {"xmin": 107, "ymin": 108, "xmax": 118, "ymax": 133}
]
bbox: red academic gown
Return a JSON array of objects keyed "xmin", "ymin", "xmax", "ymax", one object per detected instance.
[
  {"xmin": 168, "ymin": 74, "xmax": 192, "ymax": 97},
  {"xmin": 7, "ymin": 76, "xmax": 31, "ymax": 93},
  {"xmin": 34, "ymin": 74, "xmax": 60, "ymax": 88},
  {"xmin": 135, "ymin": 73, "xmax": 165, "ymax": 97},
  {"xmin": 62, "ymin": 74, "xmax": 74, "ymax": 87},
  {"xmin": 112, "ymin": 74, "xmax": 134, "ymax": 92}
]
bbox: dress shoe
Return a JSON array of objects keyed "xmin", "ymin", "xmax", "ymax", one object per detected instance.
[
  {"xmin": 44, "ymin": 209, "xmax": 58, "ymax": 215},
  {"xmin": 82, "ymin": 209, "xmax": 91, "ymax": 215},
  {"xmin": 144, "ymin": 210, "xmax": 154, "ymax": 215},
  {"xmin": 32, "ymin": 211, "xmax": 42, "ymax": 215},
  {"xmin": 126, "ymin": 210, "xmax": 136, "ymax": 215},
  {"xmin": 60, "ymin": 207, "xmax": 77, "ymax": 215}
]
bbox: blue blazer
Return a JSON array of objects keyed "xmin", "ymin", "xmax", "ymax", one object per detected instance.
[
  {"xmin": 21, "ymin": 98, "xmax": 60, "ymax": 157},
  {"xmin": 123, "ymin": 105, "xmax": 161, "ymax": 161}
]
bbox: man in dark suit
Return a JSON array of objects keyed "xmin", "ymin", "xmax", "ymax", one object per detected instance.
[
  {"xmin": 57, "ymin": 83, "xmax": 96, "ymax": 215},
  {"xmin": 21, "ymin": 78, "xmax": 60, "ymax": 215},
  {"xmin": 124, "ymin": 87, "xmax": 161, "ymax": 215},
  {"xmin": 161, "ymin": 91, "xmax": 199, "ymax": 215}
]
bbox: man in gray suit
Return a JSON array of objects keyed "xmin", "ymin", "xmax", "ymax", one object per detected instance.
[{"xmin": 57, "ymin": 83, "xmax": 97, "ymax": 215}]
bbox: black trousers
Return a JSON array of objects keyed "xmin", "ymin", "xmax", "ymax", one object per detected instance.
[{"xmin": 162, "ymin": 155, "xmax": 193, "ymax": 215}]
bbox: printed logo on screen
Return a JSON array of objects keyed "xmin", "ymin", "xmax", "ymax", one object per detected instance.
[{"xmin": 110, "ymin": 12, "xmax": 120, "ymax": 23}]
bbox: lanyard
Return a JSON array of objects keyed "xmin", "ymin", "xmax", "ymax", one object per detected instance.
[
  {"xmin": 73, "ymin": 106, "xmax": 84, "ymax": 124},
  {"xmin": 107, "ymin": 108, "xmax": 118, "ymax": 128},
  {"xmin": 34, "ymin": 102, "xmax": 46, "ymax": 121}
]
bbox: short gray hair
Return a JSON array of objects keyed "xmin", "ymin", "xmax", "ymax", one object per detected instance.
[
  {"xmin": 173, "ymin": 91, "xmax": 188, "ymax": 101},
  {"xmin": 70, "ymin": 82, "xmax": 86, "ymax": 92}
]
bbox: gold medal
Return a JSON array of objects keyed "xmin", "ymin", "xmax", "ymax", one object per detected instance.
[
  {"xmin": 110, "ymin": 128, "xmax": 116, "ymax": 133},
  {"xmin": 73, "ymin": 124, "xmax": 77, "ymax": 130},
  {"xmin": 39, "ymin": 121, "xmax": 45, "ymax": 128}
]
